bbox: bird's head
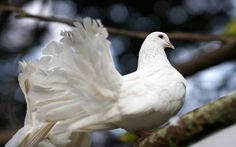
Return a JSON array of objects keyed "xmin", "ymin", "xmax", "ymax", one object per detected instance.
[{"xmin": 145, "ymin": 32, "xmax": 175, "ymax": 49}]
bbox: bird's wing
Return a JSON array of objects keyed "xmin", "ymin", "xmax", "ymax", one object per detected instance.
[
  {"xmin": 118, "ymin": 72, "xmax": 155, "ymax": 116},
  {"xmin": 14, "ymin": 18, "xmax": 122, "ymax": 145},
  {"xmin": 119, "ymin": 68, "xmax": 186, "ymax": 117}
]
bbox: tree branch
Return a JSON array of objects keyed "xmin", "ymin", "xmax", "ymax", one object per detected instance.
[
  {"xmin": 1, "ymin": 4, "xmax": 236, "ymax": 77},
  {"xmin": 0, "ymin": 4, "xmax": 235, "ymax": 42},
  {"xmin": 3, "ymin": 92, "xmax": 236, "ymax": 146},
  {"xmin": 174, "ymin": 44, "xmax": 236, "ymax": 77},
  {"xmin": 135, "ymin": 91, "xmax": 236, "ymax": 147}
]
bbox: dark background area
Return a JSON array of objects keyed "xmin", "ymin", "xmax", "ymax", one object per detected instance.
[{"xmin": 0, "ymin": 0, "xmax": 236, "ymax": 146}]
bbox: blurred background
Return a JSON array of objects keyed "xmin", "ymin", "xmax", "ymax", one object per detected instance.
[{"xmin": 0, "ymin": 0, "xmax": 236, "ymax": 146}]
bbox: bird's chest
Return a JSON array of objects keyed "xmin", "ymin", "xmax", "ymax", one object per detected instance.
[
  {"xmin": 119, "ymin": 97, "xmax": 183, "ymax": 132},
  {"xmin": 146, "ymin": 81, "xmax": 186, "ymax": 118},
  {"xmin": 117, "ymin": 69, "xmax": 186, "ymax": 132},
  {"xmin": 117, "ymin": 82, "xmax": 185, "ymax": 132}
]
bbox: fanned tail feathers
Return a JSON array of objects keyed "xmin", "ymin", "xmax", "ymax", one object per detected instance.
[{"xmin": 7, "ymin": 17, "xmax": 122, "ymax": 146}]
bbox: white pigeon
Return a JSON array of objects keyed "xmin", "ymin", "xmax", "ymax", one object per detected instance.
[{"xmin": 6, "ymin": 17, "xmax": 186, "ymax": 147}]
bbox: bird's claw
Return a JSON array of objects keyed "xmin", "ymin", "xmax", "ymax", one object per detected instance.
[{"xmin": 135, "ymin": 129, "xmax": 152, "ymax": 138}]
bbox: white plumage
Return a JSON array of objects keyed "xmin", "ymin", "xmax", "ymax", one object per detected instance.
[{"xmin": 6, "ymin": 17, "xmax": 186, "ymax": 147}]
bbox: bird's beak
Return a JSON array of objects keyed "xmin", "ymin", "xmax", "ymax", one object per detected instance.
[{"xmin": 166, "ymin": 42, "xmax": 175, "ymax": 49}]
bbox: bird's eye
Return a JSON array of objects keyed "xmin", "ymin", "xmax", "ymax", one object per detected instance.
[{"xmin": 158, "ymin": 34, "xmax": 164, "ymax": 39}]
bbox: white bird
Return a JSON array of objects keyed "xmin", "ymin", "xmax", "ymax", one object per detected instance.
[{"xmin": 6, "ymin": 17, "xmax": 186, "ymax": 147}]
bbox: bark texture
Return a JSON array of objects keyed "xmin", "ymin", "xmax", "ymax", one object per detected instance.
[{"xmin": 135, "ymin": 91, "xmax": 236, "ymax": 147}]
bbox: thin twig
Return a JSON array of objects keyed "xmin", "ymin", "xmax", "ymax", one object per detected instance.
[
  {"xmin": 1, "ymin": 4, "xmax": 236, "ymax": 77},
  {"xmin": 0, "ymin": 4, "xmax": 235, "ymax": 43},
  {"xmin": 0, "ymin": 4, "xmax": 76, "ymax": 25}
]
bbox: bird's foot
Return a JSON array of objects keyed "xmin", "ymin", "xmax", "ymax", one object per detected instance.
[{"xmin": 135, "ymin": 129, "xmax": 152, "ymax": 138}]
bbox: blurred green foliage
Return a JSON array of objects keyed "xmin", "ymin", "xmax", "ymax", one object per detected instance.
[{"xmin": 225, "ymin": 20, "xmax": 236, "ymax": 36}]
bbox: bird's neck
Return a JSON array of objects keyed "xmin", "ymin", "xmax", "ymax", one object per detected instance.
[{"xmin": 137, "ymin": 42, "xmax": 171, "ymax": 70}]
